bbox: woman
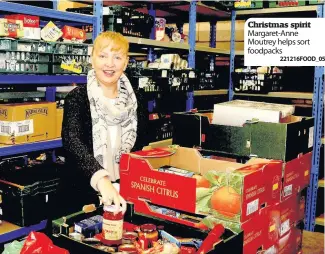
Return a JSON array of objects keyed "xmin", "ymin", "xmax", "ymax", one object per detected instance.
[{"xmin": 61, "ymin": 31, "xmax": 137, "ymax": 214}]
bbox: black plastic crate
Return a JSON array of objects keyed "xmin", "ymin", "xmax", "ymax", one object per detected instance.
[
  {"xmin": 148, "ymin": 116, "xmax": 173, "ymax": 142},
  {"xmin": 196, "ymin": 71, "xmax": 219, "ymax": 90},
  {"xmin": 232, "ymin": 72, "xmax": 283, "ymax": 94},
  {"xmin": 67, "ymin": 6, "xmax": 154, "ymax": 38},
  {"xmin": 0, "ymin": 163, "xmax": 63, "ymax": 226}
]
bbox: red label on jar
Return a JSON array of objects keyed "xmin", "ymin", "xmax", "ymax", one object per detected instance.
[{"xmin": 102, "ymin": 218, "xmax": 123, "ymax": 241}]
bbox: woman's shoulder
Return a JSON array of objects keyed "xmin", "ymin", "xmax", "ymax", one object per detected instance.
[{"xmin": 65, "ymin": 85, "xmax": 88, "ymax": 101}]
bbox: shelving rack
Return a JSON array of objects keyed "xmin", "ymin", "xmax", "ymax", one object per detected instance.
[
  {"xmin": 0, "ymin": 1, "xmax": 100, "ymax": 243},
  {"xmin": 0, "ymin": 1, "xmax": 99, "ymax": 158},
  {"xmin": 229, "ymin": 4, "xmax": 325, "ymax": 231}
]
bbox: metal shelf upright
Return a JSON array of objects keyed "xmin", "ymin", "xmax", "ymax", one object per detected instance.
[{"xmin": 228, "ymin": 4, "xmax": 325, "ymax": 231}]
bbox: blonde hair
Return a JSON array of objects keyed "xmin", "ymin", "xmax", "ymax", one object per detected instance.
[{"xmin": 92, "ymin": 31, "xmax": 129, "ymax": 56}]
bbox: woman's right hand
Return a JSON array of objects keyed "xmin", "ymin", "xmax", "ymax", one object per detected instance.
[{"xmin": 97, "ymin": 176, "xmax": 127, "ymax": 214}]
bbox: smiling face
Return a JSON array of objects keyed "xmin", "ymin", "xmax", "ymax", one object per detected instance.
[{"xmin": 91, "ymin": 31, "xmax": 129, "ymax": 88}]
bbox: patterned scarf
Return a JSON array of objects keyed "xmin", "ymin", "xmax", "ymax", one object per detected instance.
[{"xmin": 87, "ymin": 69, "xmax": 137, "ymax": 181}]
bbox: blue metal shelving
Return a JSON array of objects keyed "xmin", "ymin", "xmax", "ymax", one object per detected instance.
[
  {"xmin": 0, "ymin": 139, "xmax": 62, "ymax": 157},
  {"xmin": 0, "ymin": 1, "xmax": 99, "ymax": 242},
  {"xmin": 0, "ymin": 1, "xmax": 93, "ymax": 23},
  {"xmin": 0, "ymin": 75, "xmax": 86, "ymax": 85},
  {"xmin": 0, "ymin": 220, "xmax": 47, "ymax": 244},
  {"xmin": 305, "ymin": 4, "xmax": 325, "ymax": 231}
]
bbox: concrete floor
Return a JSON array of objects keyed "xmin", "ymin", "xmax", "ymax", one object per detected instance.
[{"xmin": 302, "ymin": 231, "xmax": 324, "ymax": 254}]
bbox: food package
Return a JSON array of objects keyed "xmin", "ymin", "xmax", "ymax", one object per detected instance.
[
  {"xmin": 41, "ymin": 21, "xmax": 62, "ymax": 42},
  {"xmin": 4, "ymin": 15, "xmax": 40, "ymax": 39},
  {"xmin": 155, "ymin": 18, "xmax": 166, "ymax": 41},
  {"xmin": 5, "ymin": 14, "xmax": 39, "ymax": 28},
  {"xmin": 61, "ymin": 26, "xmax": 86, "ymax": 42},
  {"xmin": 212, "ymin": 100, "xmax": 295, "ymax": 126},
  {"xmin": 0, "ymin": 19, "xmax": 24, "ymax": 38}
]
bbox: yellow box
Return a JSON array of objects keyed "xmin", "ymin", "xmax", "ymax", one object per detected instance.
[
  {"xmin": 56, "ymin": 108, "xmax": 64, "ymax": 138},
  {"xmin": 0, "ymin": 102, "xmax": 56, "ymax": 144}
]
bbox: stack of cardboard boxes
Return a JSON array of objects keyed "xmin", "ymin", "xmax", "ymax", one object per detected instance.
[{"xmin": 119, "ymin": 100, "xmax": 312, "ymax": 253}]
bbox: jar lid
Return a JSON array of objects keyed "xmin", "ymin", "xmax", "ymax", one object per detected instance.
[
  {"xmin": 140, "ymin": 223, "xmax": 157, "ymax": 233},
  {"xmin": 118, "ymin": 244, "xmax": 137, "ymax": 252},
  {"xmin": 103, "ymin": 205, "xmax": 122, "ymax": 213}
]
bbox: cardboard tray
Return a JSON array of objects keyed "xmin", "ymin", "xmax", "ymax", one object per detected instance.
[
  {"xmin": 171, "ymin": 111, "xmax": 314, "ymax": 161},
  {"xmin": 51, "ymin": 203, "xmax": 244, "ymax": 254}
]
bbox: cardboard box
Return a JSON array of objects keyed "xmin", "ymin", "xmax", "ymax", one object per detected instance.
[
  {"xmin": 278, "ymin": 223, "xmax": 303, "ymax": 254},
  {"xmin": 172, "ymin": 111, "xmax": 314, "ymax": 162},
  {"xmin": 0, "ymin": 102, "xmax": 56, "ymax": 144},
  {"xmin": 52, "ymin": 203, "xmax": 244, "ymax": 254},
  {"xmin": 0, "ymin": 18, "xmax": 24, "ymax": 38},
  {"xmin": 200, "ymin": 209, "xmax": 264, "ymax": 254},
  {"xmin": 5, "ymin": 14, "xmax": 39, "ymax": 28},
  {"xmin": 56, "ymin": 108, "xmax": 63, "ymax": 138},
  {"xmin": 212, "ymin": 100, "xmax": 295, "ymax": 127},
  {"xmin": 120, "ymin": 147, "xmax": 282, "ymax": 223},
  {"xmin": 281, "ymin": 152, "xmax": 312, "ymax": 201},
  {"xmin": 263, "ymin": 204, "xmax": 281, "ymax": 251}
]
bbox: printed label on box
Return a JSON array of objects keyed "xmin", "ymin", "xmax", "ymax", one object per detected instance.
[
  {"xmin": 280, "ymin": 219, "xmax": 290, "ymax": 236},
  {"xmin": 308, "ymin": 127, "xmax": 314, "ymax": 148},
  {"xmin": 247, "ymin": 198, "xmax": 259, "ymax": 216},
  {"xmin": 15, "ymin": 120, "xmax": 33, "ymax": 136},
  {"xmin": 0, "ymin": 120, "xmax": 33, "ymax": 136},
  {"xmin": 0, "ymin": 121, "xmax": 13, "ymax": 136},
  {"xmin": 283, "ymin": 184, "xmax": 292, "ymax": 197}
]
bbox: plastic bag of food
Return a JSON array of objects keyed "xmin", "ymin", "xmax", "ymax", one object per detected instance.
[{"xmin": 20, "ymin": 231, "xmax": 69, "ymax": 254}]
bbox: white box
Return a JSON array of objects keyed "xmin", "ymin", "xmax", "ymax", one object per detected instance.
[
  {"xmin": 23, "ymin": 27, "xmax": 41, "ymax": 40},
  {"xmin": 212, "ymin": 100, "xmax": 295, "ymax": 127}
]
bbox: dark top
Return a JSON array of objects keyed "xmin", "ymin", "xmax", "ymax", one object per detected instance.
[{"xmin": 61, "ymin": 85, "xmax": 148, "ymax": 194}]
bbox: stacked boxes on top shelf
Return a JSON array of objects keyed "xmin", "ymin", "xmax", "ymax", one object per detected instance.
[{"xmin": 170, "ymin": 100, "xmax": 313, "ymax": 253}]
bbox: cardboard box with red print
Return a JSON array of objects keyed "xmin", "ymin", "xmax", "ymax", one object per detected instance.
[
  {"xmin": 202, "ymin": 210, "xmax": 265, "ymax": 254},
  {"xmin": 5, "ymin": 14, "xmax": 40, "ymax": 40},
  {"xmin": 281, "ymin": 152, "xmax": 312, "ymax": 201},
  {"xmin": 263, "ymin": 203, "xmax": 281, "ymax": 251},
  {"xmin": 279, "ymin": 193, "xmax": 305, "ymax": 238},
  {"xmin": 278, "ymin": 222, "xmax": 303, "ymax": 254},
  {"xmin": 120, "ymin": 146, "xmax": 282, "ymax": 224}
]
